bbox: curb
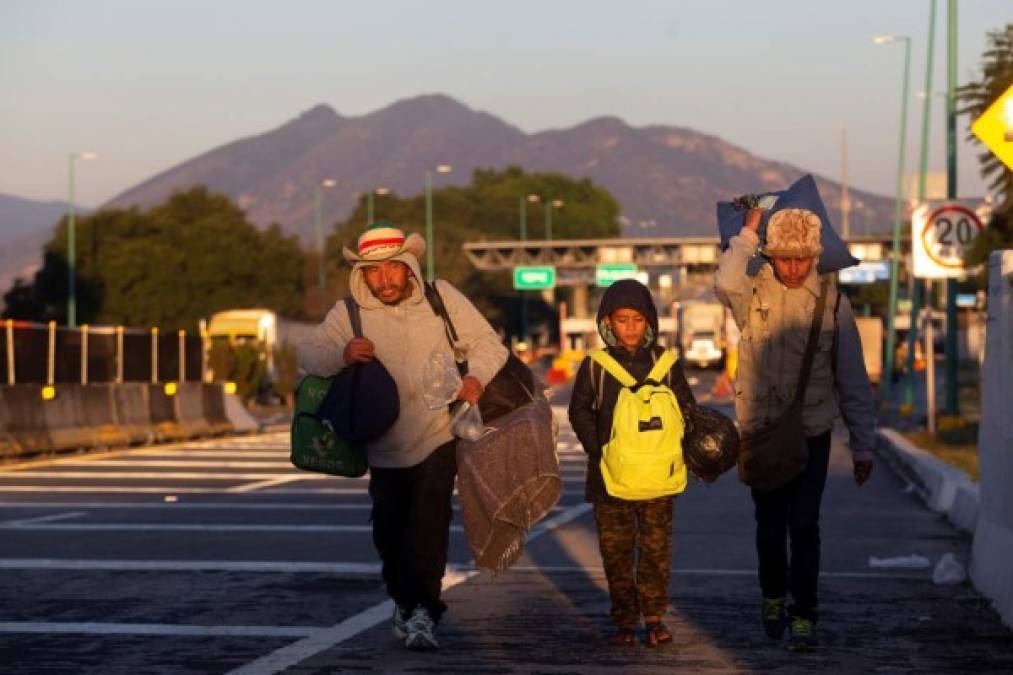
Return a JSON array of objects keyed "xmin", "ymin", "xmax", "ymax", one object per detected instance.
[{"xmin": 876, "ymin": 428, "xmax": 979, "ymax": 534}]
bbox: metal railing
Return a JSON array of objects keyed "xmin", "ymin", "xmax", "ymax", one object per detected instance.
[{"xmin": 1, "ymin": 319, "xmax": 206, "ymax": 386}]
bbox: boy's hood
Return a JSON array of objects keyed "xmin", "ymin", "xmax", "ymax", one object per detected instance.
[
  {"xmin": 595, "ymin": 279, "xmax": 659, "ymax": 347},
  {"xmin": 349, "ymin": 252, "xmax": 426, "ymax": 310}
]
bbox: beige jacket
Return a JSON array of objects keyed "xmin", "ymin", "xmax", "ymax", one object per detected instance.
[
  {"xmin": 298, "ymin": 253, "xmax": 509, "ymax": 468},
  {"xmin": 715, "ymin": 228, "xmax": 875, "ymax": 458}
]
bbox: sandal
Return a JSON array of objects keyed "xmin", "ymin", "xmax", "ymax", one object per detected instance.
[
  {"xmin": 644, "ymin": 621, "xmax": 672, "ymax": 648},
  {"xmin": 608, "ymin": 627, "xmax": 637, "ymax": 647}
]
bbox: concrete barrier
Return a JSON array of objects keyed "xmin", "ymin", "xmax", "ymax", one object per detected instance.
[
  {"xmin": 224, "ymin": 393, "xmax": 259, "ymax": 433},
  {"xmin": 0, "ymin": 381, "xmax": 249, "ymax": 463},
  {"xmin": 971, "ymin": 250, "xmax": 1013, "ymax": 628},
  {"xmin": 111, "ymin": 382, "xmax": 156, "ymax": 445},
  {"xmin": 174, "ymin": 383, "xmax": 213, "ymax": 438},
  {"xmin": 147, "ymin": 384, "xmax": 187, "ymax": 442},
  {"xmin": 875, "ymin": 428, "xmax": 978, "ymax": 533},
  {"xmin": 201, "ymin": 383, "xmax": 233, "ymax": 435}
]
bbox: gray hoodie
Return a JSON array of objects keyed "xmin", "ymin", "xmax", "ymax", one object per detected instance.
[{"xmin": 298, "ymin": 253, "xmax": 509, "ymax": 468}]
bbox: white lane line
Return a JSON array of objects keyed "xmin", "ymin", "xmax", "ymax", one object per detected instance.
[
  {"xmin": 0, "ymin": 511, "xmax": 86, "ymax": 527},
  {"xmin": 0, "ymin": 559, "xmax": 383, "ymax": 574},
  {"xmin": 0, "ymin": 471, "xmax": 328, "ymax": 480},
  {"xmin": 0, "ymin": 486, "xmax": 371, "ymax": 494},
  {"xmin": 0, "ymin": 622, "xmax": 322, "ymax": 638},
  {"xmin": 227, "ymin": 477, "xmax": 303, "ymax": 493},
  {"xmin": 227, "ymin": 499, "xmax": 594, "ymax": 675},
  {"xmin": 497, "ymin": 565, "xmax": 930, "ymax": 580},
  {"xmin": 0, "ymin": 502, "xmax": 567, "ymax": 513},
  {"xmin": 58, "ymin": 460, "xmax": 295, "ymax": 469},
  {"xmin": 0, "ymin": 523, "xmax": 464, "ymax": 533}
]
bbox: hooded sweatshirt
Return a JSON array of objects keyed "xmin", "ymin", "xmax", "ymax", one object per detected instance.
[
  {"xmin": 567, "ymin": 280, "xmax": 696, "ymax": 502},
  {"xmin": 298, "ymin": 252, "xmax": 509, "ymax": 468}
]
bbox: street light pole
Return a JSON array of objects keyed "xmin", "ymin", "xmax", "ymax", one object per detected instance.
[
  {"xmin": 314, "ymin": 179, "xmax": 336, "ymax": 289},
  {"xmin": 943, "ymin": 0, "xmax": 959, "ymax": 416},
  {"xmin": 367, "ymin": 192, "xmax": 374, "ymax": 226},
  {"xmin": 875, "ymin": 34, "xmax": 912, "ymax": 406},
  {"xmin": 425, "ymin": 164, "xmax": 452, "ymax": 282},
  {"xmin": 905, "ymin": 0, "xmax": 938, "ymax": 410},
  {"xmin": 67, "ymin": 151, "xmax": 97, "ymax": 328}
]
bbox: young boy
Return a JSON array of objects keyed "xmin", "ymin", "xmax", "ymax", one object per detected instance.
[{"xmin": 568, "ymin": 279, "xmax": 696, "ymax": 647}]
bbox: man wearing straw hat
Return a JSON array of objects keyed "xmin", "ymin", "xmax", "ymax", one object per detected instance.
[{"xmin": 299, "ymin": 222, "xmax": 508, "ymax": 650}]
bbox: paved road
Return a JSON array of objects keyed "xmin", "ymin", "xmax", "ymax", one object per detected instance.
[{"xmin": 0, "ymin": 369, "xmax": 1010, "ymax": 674}]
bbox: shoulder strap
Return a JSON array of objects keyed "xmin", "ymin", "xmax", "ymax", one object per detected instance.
[
  {"xmin": 792, "ymin": 279, "xmax": 829, "ymax": 406},
  {"xmin": 344, "ymin": 297, "xmax": 363, "ymax": 338},
  {"xmin": 588, "ymin": 349, "xmax": 637, "ymax": 389},
  {"xmin": 423, "ymin": 281, "xmax": 469, "ymax": 375},
  {"xmin": 832, "ymin": 290, "xmax": 842, "ymax": 378},
  {"xmin": 646, "ymin": 350, "xmax": 677, "ymax": 385}
]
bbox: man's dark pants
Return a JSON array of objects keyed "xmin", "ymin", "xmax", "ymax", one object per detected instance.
[
  {"xmin": 368, "ymin": 441, "xmax": 457, "ymax": 622},
  {"xmin": 751, "ymin": 431, "xmax": 832, "ymax": 623}
]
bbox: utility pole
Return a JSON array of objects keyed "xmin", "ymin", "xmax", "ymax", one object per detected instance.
[{"xmin": 943, "ymin": 0, "xmax": 960, "ymax": 417}]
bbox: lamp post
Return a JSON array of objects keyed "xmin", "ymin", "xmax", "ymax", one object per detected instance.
[
  {"xmin": 314, "ymin": 178, "xmax": 337, "ymax": 289},
  {"xmin": 366, "ymin": 187, "xmax": 389, "ymax": 226},
  {"xmin": 546, "ymin": 199, "xmax": 564, "ymax": 240},
  {"xmin": 943, "ymin": 0, "xmax": 958, "ymax": 417},
  {"xmin": 425, "ymin": 164, "xmax": 453, "ymax": 282},
  {"xmin": 67, "ymin": 151, "xmax": 97, "ymax": 327},
  {"xmin": 874, "ymin": 34, "xmax": 912, "ymax": 406},
  {"xmin": 517, "ymin": 194, "xmax": 539, "ymax": 343},
  {"xmin": 905, "ymin": 0, "xmax": 939, "ymax": 411}
]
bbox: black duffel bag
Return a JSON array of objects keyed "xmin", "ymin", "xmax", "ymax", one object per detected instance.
[{"xmin": 315, "ymin": 297, "xmax": 400, "ymax": 443}]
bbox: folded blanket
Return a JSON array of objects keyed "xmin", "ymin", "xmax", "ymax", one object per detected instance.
[{"xmin": 456, "ymin": 399, "xmax": 561, "ymax": 572}]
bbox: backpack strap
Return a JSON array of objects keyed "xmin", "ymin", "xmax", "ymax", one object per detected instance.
[
  {"xmin": 344, "ymin": 297, "xmax": 363, "ymax": 338},
  {"xmin": 832, "ymin": 289, "xmax": 842, "ymax": 378},
  {"xmin": 588, "ymin": 350, "xmax": 637, "ymax": 388},
  {"xmin": 792, "ymin": 278, "xmax": 830, "ymax": 407},
  {"xmin": 645, "ymin": 350, "xmax": 677, "ymax": 385}
]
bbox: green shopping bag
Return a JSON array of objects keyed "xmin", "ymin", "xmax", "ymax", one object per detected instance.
[{"xmin": 290, "ymin": 375, "xmax": 368, "ymax": 477}]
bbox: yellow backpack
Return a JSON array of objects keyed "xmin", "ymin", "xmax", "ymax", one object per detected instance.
[{"xmin": 589, "ymin": 349, "xmax": 687, "ymax": 500}]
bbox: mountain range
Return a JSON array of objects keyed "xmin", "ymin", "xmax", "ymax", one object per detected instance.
[
  {"xmin": 0, "ymin": 194, "xmax": 75, "ymax": 299},
  {"xmin": 103, "ymin": 94, "xmax": 893, "ymax": 242}
]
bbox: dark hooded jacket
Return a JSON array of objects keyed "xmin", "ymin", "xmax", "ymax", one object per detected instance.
[{"xmin": 567, "ymin": 280, "xmax": 696, "ymax": 503}]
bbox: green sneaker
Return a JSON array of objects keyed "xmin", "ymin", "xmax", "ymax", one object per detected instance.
[
  {"xmin": 761, "ymin": 598, "xmax": 787, "ymax": 640},
  {"xmin": 788, "ymin": 617, "xmax": 818, "ymax": 652}
]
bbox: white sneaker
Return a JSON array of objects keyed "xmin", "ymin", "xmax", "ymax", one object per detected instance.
[
  {"xmin": 392, "ymin": 605, "xmax": 408, "ymax": 640},
  {"xmin": 404, "ymin": 606, "xmax": 439, "ymax": 650}
]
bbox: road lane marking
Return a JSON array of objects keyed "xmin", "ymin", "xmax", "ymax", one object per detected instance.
[
  {"xmin": 0, "ymin": 522, "xmax": 464, "ymax": 533},
  {"xmin": 0, "ymin": 559, "xmax": 384, "ymax": 573},
  {"xmin": 0, "ymin": 486, "xmax": 368, "ymax": 494},
  {"xmin": 0, "ymin": 622, "xmax": 322, "ymax": 638},
  {"xmin": 0, "ymin": 471, "xmax": 328, "ymax": 480},
  {"xmin": 227, "ymin": 477, "xmax": 303, "ymax": 493},
  {"xmin": 56, "ymin": 460, "xmax": 295, "ymax": 468},
  {"xmin": 0, "ymin": 511, "xmax": 86, "ymax": 527},
  {"xmin": 226, "ymin": 500, "xmax": 594, "ymax": 675}
]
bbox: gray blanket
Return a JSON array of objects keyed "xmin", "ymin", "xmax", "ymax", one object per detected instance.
[{"xmin": 456, "ymin": 399, "xmax": 561, "ymax": 572}]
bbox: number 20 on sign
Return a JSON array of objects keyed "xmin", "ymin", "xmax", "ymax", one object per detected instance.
[{"xmin": 911, "ymin": 201, "xmax": 989, "ymax": 279}]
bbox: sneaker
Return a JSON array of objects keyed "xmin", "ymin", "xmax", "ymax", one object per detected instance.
[
  {"xmin": 761, "ymin": 598, "xmax": 787, "ymax": 640},
  {"xmin": 787, "ymin": 617, "xmax": 818, "ymax": 652},
  {"xmin": 392, "ymin": 605, "xmax": 408, "ymax": 640},
  {"xmin": 404, "ymin": 606, "xmax": 439, "ymax": 650}
]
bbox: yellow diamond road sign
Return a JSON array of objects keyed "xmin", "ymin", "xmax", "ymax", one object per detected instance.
[{"xmin": 971, "ymin": 84, "xmax": 1013, "ymax": 170}]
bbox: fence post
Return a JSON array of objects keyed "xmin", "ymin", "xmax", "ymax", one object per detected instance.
[
  {"xmin": 151, "ymin": 327, "xmax": 159, "ymax": 384},
  {"xmin": 5, "ymin": 319, "xmax": 14, "ymax": 385},
  {"xmin": 47, "ymin": 320, "xmax": 56, "ymax": 385},
  {"xmin": 115, "ymin": 326, "xmax": 124, "ymax": 384},
  {"xmin": 199, "ymin": 319, "xmax": 209, "ymax": 383},
  {"xmin": 81, "ymin": 324, "xmax": 89, "ymax": 385},
  {"xmin": 178, "ymin": 329, "xmax": 186, "ymax": 383}
]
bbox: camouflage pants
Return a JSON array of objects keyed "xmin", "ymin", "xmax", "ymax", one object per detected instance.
[{"xmin": 593, "ymin": 497, "xmax": 674, "ymax": 627}]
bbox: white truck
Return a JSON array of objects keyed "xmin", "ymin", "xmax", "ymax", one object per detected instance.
[{"xmin": 678, "ymin": 300, "xmax": 725, "ymax": 369}]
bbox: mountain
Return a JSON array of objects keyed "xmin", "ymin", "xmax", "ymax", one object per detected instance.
[
  {"xmin": 0, "ymin": 194, "xmax": 72, "ymax": 302},
  {"xmin": 105, "ymin": 94, "xmax": 893, "ymax": 241}
]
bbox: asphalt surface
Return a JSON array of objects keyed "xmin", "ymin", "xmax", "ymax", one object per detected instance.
[{"xmin": 1, "ymin": 367, "xmax": 1010, "ymax": 674}]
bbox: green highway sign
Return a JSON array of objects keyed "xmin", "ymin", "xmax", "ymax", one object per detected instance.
[
  {"xmin": 595, "ymin": 263, "xmax": 639, "ymax": 287},
  {"xmin": 513, "ymin": 265, "xmax": 556, "ymax": 290}
]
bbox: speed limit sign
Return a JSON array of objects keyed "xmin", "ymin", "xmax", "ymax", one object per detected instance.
[{"xmin": 911, "ymin": 201, "xmax": 990, "ymax": 279}]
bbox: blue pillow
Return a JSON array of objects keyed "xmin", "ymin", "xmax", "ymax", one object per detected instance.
[{"xmin": 716, "ymin": 174, "xmax": 859, "ymax": 274}]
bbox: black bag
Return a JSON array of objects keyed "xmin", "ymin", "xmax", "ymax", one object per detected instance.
[
  {"xmin": 424, "ymin": 282, "xmax": 538, "ymax": 422},
  {"xmin": 683, "ymin": 404, "xmax": 740, "ymax": 483},
  {"xmin": 737, "ymin": 280, "xmax": 828, "ymax": 492},
  {"xmin": 316, "ymin": 297, "xmax": 399, "ymax": 444}
]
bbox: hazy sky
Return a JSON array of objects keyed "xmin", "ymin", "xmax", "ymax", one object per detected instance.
[{"xmin": 0, "ymin": 0, "xmax": 1006, "ymax": 209}]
